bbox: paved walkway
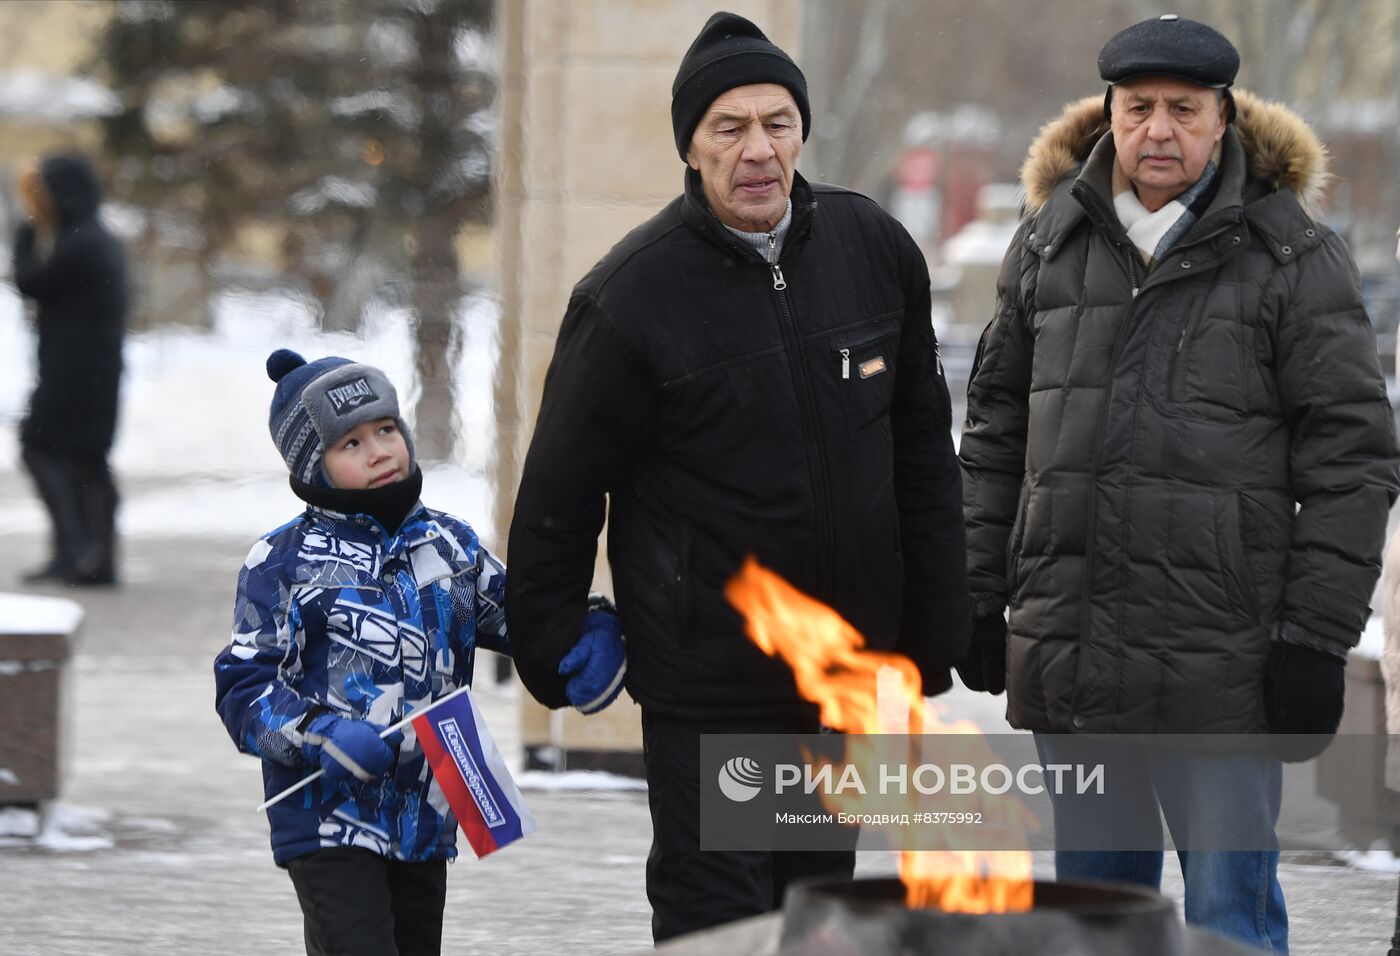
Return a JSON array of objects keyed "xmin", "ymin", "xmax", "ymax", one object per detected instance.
[{"xmin": 0, "ymin": 470, "xmax": 1397, "ymax": 955}]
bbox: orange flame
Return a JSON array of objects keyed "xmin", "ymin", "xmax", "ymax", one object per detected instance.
[{"xmin": 725, "ymin": 556, "xmax": 1033, "ymax": 912}]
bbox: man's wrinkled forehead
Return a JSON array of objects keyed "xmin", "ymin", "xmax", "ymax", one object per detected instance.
[
  {"xmin": 1113, "ymin": 76, "xmax": 1222, "ymax": 105},
  {"xmin": 701, "ymin": 84, "xmax": 799, "ymax": 123}
]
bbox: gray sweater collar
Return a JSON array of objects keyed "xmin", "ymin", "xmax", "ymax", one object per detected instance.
[{"xmin": 723, "ymin": 200, "xmax": 794, "ymax": 262}]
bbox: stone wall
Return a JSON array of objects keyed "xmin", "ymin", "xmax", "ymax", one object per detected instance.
[{"xmin": 494, "ymin": 0, "xmax": 801, "ymax": 767}]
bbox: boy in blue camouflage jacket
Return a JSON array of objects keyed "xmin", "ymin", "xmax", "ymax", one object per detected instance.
[{"xmin": 215, "ymin": 349, "xmax": 626, "ymax": 956}]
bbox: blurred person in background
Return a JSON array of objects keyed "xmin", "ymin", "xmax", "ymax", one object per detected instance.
[
  {"xmin": 958, "ymin": 15, "xmax": 1399, "ymax": 952},
  {"xmin": 11, "ymin": 152, "xmax": 127, "ymax": 586}
]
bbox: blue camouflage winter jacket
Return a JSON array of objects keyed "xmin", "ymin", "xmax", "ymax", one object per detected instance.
[{"xmin": 214, "ymin": 503, "xmax": 508, "ymax": 865}]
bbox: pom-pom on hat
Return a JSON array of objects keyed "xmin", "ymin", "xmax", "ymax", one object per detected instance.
[
  {"xmin": 266, "ymin": 348, "xmax": 415, "ymax": 485},
  {"xmin": 670, "ymin": 11, "xmax": 810, "ymax": 162}
]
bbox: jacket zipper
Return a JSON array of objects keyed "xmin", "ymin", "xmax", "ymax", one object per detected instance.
[
  {"xmin": 696, "ymin": 203, "xmax": 834, "ymax": 593},
  {"xmin": 1070, "ymin": 225, "xmax": 1234, "ymax": 720},
  {"xmin": 1062, "ymin": 193, "xmax": 1248, "ymax": 723},
  {"xmin": 768, "ymin": 233, "xmax": 787, "ymax": 290},
  {"xmin": 764, "ymin": 222, "xmax": 835, "ymax": 595}
]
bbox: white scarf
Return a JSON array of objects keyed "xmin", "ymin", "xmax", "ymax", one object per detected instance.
[{"xmin": 1113, "ymin": 142, "xmax": 1222, "ymax": 269}]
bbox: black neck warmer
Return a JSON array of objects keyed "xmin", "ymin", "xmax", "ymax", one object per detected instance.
[{"xmin": 290, "ymin": 466, "xmax": 424, "ymax": 536}]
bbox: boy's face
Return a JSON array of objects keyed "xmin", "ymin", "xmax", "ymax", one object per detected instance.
[{"xmin": 322, "ymin": 418, "xmax": 410, "ymax": 489}]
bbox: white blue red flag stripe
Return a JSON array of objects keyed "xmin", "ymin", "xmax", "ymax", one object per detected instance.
[{"xmin": 412, "ymin": 689, "xmax": 536, "ymax": 857}]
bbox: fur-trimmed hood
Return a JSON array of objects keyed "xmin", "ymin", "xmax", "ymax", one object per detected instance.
[{"xmin": 1020, "ymin": 89, "xmax": 1328, "ymax": 213}]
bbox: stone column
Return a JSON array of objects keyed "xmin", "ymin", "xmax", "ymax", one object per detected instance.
[{"xmin": 493, "ymin": 0, "xmax": 800, "ymax": 773}]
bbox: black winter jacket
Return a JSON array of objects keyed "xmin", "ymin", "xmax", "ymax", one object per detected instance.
[
  {"xmin": 507, "ymin": 171, "xmax": 971, "ymax": 720},
  {"xmin": 961, "ymin": 91, "xmax": 1400, "ymax": 734},
  {"xmin": 14, "ymin": 154, "xmax": 127, "ymax": 456}
]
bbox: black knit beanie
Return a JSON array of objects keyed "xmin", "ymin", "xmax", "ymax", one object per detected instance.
[{"xmin": 671, "ymin": 11, "xmax": 810, "ymax": 162}]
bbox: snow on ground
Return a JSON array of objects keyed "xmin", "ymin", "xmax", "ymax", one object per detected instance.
[
  {"xmin": 1356, "ymin": 614, "xmax": 1386, "ymax": 661},
  {"xmin": 0, "ymin": 805, "xmax": 38, "ymax": 838},
  {"xmin": 0, "ymin": 281, "xmax": 501, "ymax": 541},
  {"xmin": 1335, "ymin": 841, "xmax": 1400, "ymax": 873},
  {"xmin": 0, "ymin": 591, "xmax": 84, "ymax": 634},
  {"xmin": 0, "ymin": 71, "xmax": 120, "ymax": 123},
  {"xmin": 516, "ymin": 770, "xmax": 649, "ymax": 792},
  {"xmin": 0, "ymin": 803, "xmax": 113, "ymax": 851}
]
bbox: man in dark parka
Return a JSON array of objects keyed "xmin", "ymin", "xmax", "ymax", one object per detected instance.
[
  {"xmin": 505, "ymin": 11, "xmax": 970, "ymax": 943},
  {"xmin": 13, "ymin": 152, "xmax": 128, "ymax": 585},
  {"xmin": 958, "ymin": 16, "xmax": 1400, "ymax": 952}
]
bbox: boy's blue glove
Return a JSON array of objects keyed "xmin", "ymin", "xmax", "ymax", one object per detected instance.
[
  {"xmin": 558, "ymin": 605, "xmax": 627, "ymax": 715},
  {"xmin": 300, "ymin": 714, "xmax": 401, "ymax": 790}
]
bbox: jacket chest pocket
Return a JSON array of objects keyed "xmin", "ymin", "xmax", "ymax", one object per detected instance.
[
  {"xmin": 1158, "ymin": 295, "xmax": 1259, "ymax": 420},
  {"xmin": 830, "ymin": 317, "xmax": 900, "ymax": 435}
]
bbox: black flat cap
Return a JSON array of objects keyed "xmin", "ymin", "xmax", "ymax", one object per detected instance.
[{"xmin": 1098, "ymin": 14, "xmax": 1240, "ymax": 88}]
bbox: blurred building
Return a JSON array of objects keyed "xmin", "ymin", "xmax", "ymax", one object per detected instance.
[
  {"xmin": 890, "ymin": 106, "xmax": 1001, "ymax": 264},
  {"xmin": 0, "ymin": 1, "xmax": 116, "ymax": 230},
  {"xmin": 0, "ymin": 1, "xmax": 115, "ymax": 165},
  {"xmin": 942, "ymin": 183, "xmax": 1020, "ymax": 343},
  {"xmin": 1200, "ymin": 0, "xmax": 1400, "ymax": 273},
  {"xmin": 802, "ymin": 0, "xmax": 1400, "ymax": 277}
]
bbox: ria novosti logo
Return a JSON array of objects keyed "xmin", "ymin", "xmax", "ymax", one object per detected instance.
[
  {"xmin": 716, "ymin": 753, "xmax": 1105, "ymax": 802},
  {"xmin": 718, "ymin": 756, "xmax": 764, "ymax": 802}
]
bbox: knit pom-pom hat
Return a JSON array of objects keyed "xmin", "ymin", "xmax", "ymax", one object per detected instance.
[{"xmin": 266, "ymin": 348, "xmax": 415, "ymax": 486}]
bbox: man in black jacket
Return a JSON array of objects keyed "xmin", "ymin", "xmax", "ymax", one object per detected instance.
[
  {"xmin": 13, "ymin": 153, "xmax": 128, "ymax": 586},
  {"xmin": 958, "ymin": 16, "xmax": 1399, "ymax": 951},
  {"xmin": 505, "ymin": 11, "xmax": 970, "ymax": 943}
]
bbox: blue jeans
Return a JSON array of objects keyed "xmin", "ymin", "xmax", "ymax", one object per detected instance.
[{"xmin": 1035, "ymin": 734, "xmax": 1288, "ymax": 953}]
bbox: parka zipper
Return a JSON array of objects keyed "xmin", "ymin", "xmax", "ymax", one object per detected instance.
[
  {"xmin": 1063, "ymin": 185, "xmax": 1250, "ymax": 725},
  {"xmin": 1070, "ymin": 224, "xmax": 1237, "ymax": 723},
  {"xmin": 1071, "ymin": 237, "xmax": 1144, "ymax": 725}
]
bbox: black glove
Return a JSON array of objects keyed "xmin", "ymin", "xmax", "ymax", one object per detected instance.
[
  {"xmin": 1264, "ymin": 640, "xmax": 1346, "ymax": 763},
  {"xmin": 955, "ymin": 615, "xmax": 1007, "ymax": 695}
]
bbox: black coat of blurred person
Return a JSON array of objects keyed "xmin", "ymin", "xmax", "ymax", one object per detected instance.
[{"xmin": 12, "ymin": 153, "xmax": 127, "ymax": 586}]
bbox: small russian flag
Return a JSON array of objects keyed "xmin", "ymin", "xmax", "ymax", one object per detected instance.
[{"xmin": 412, "ymin": 688, "xmax": 537, "ymax": 858}]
